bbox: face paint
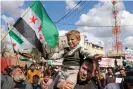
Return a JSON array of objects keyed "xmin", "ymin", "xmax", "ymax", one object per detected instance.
[{"xmin": 67, "ymin": 35, "xmax": 80, "ymax": 48}]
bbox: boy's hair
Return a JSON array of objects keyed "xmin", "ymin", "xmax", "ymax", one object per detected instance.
[
  {"xmin": 65, "ymin": 30, "xmax": 81, "ymax": 41},
  {"xmin": 30, "ymin": 64, "xmax": 35, "ymax": 67},
  {"xmin": 33, "ymin": 75, "xmax": 39, "ymax": 79},
  {"xmin": 107, "ymin": 67, "xmax": 114, "ymax": 71},
  {"xmin": 43, "ymin": 69, "xmax": 51, "ymax": 76}
]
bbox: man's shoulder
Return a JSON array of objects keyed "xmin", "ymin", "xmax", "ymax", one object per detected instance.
[{"xmin": 1, "ymin": 74, "xmax": 14, "ymax": 82}]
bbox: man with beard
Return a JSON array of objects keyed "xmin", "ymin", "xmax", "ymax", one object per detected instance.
[{"xmin": 1, "ymin": 66, "xmax": 33, "ymax": 89}]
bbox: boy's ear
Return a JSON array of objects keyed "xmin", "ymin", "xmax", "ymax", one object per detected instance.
[{"xmin": 78, "ymin": 40, "xmax": 80, "ymax": 42}]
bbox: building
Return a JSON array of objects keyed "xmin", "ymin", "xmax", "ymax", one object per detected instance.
[
  {"xmin": 106, "ymin": 49, "xmax": 125, "ymax": 59},
  {"xmin": 58, "ymin": 36, "xmax": 68, "ymax": 50},
  {"xmin": 58, "ymin": 35, "xmax": 105, "ymax": 55}
]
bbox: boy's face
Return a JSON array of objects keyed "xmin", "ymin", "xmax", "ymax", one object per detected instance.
[
  {"xmin": 33, "ymin": 76, "xmax": 39, "ymax": 84},
  {"xmin": 43, "ymin": 76, "xmax": 50, "ymax": 83},
  {"xmin": 67, "ymin": 35, "xmax": 80, "ymax": 48}
]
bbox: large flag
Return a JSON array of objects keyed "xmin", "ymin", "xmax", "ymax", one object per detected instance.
[{"xmin": 13, "ymin": 1, "xmax": 58, "ymax": 54}]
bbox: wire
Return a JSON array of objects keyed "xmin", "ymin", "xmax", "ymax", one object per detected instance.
[
  {"xmin": 56, "ymin": 1, "xmax": 89, "ymax": 28},
  {"xmin": 65, "ymin": 1, "xmax": 91, "ymax": 23},
  {"xmin": 55, "ymin": 1, "xmax": 82, "ymax": 23},
  {"xmin": 56, "ymin": 23, "xmax": 133, "ymax": 27},
  {"xmin": 64, "ymin": 1, "xmax": 87, "ymax": 19}
]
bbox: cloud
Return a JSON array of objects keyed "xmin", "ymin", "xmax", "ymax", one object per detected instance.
[
  {"xmin": 76, "ymin": 1, "xmax": 133, "ymax": 37},
  {"xmin": 124, "ymin": 36, "xmax": 133, "ymax": 49},
  {"xmin": 59, "ymin": 30, "xmax": 68, "ymax": 36},
  {"xmin": 1, "ymin": 1, "xmax": 25, "ymax": 17},
  {"xmin": 1, "ymin": 15, "xmax": 15, "ymax": 25},
  {"xmin": 1, "ymin": 25, "xmax": 12, "ymax": 50},
  {"xmin": 65, "ymin": 0, "xmax": 80, "ymax": 10},
  {"xmin": 76, "ymin": 1, "xmax": 133, "ymax": 49}
]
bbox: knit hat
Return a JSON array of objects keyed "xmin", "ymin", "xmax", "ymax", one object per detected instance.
[{"xmin": 124, "ymin": 69, "xmax": 133, "ymax": 83}]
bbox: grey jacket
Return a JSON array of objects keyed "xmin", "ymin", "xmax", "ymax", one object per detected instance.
[
  {"xmin": 1, "ymin": 74, "xmax": 33, "ymax": 89},
  {"xmin": 104, "ymin": 83, "xmax": 122, "ymax": 89},
  {"xmin": 51, "ymin": 46, "xmax": 94, "ymax": 60}
]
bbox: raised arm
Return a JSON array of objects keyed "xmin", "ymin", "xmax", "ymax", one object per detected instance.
[
  {"xmin": 80, "ymin": 47, "xmax": 94, "ymax": 60},
  {"xmin": 50, "ymin": 50, "xmax": 64, "ymax": 60}
]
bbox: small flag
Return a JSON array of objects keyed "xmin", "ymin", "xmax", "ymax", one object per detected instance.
[
  {"xmin": 9, "ymin": 29, "xmax": 24, "ymax": 45},
  {"xmin": 12, "ymin": 43, "xmax": 16, "ymax": 47}
]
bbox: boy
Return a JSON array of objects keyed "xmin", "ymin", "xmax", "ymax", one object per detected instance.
[
  {"xmin": 51, "ymin": 30, "xmax": 102, "ymax": 89},
  {"xmin": 40, "ymin": 69, "xmax": 53, "ymax": 89},
  {"xmin": 32, "ymin": 75, "xmax": 41, "ymax": 89}
]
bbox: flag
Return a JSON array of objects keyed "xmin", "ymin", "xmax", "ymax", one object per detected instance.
[
  {"xmin": 8, "ymin": 26, "xmax": 35, "ymax": 54},
  {"xmin": 13, "ymin": 1, "xmax": 58, "ymax": 53},
  {"xmin": 9, "ymin": 29, "xmax": 24, "ymax": 45},
  {"xmin": 19, "ymin": 57, "xmax": 32, "ymax": 62},
  {"xmin": 12, "ymin": 43, "xmax": 16, "ymax": 47},
  {"xmin": 8, "ymin": 26, "xmax": 24, "ymax": 53}
]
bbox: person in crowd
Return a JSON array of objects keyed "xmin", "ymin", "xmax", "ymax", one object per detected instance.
[
  {"xmin": 1, "ymin": 67, "xmax": 13, "ymax": 87},
  {"xmin": 37, "ymin": 62, "xmax": 44, "ymax": 78},
  {"xmin": 57, "ymin": 58, "xmax": 101, "ymax": 89},
  {"xmin": 32, "ymin": 75, "xmax": 41, "ymax": 89},
  {"xmin": 51, "ymin": 30, "xmax": 102, "ymax": 89},
  {"xmin": 24, "ymin": 64, "xmax": 28, "ymax": 76},
  {"xmin": 40, "ymin": 69, "xmax": 53, "ymax": 89},
  {"xmin": 117, "ymin": 68, "xmax": 126, "ymax": 78},
  {"xmin": 104, "ymin": 68, "xmax": 133, "ymax": 89},
  {"xmin": 51, "ymin": 66, "xmax": 59, "ymax": 80},
  {"xmin": 27, "ymin": 64, "xmax": 41, "ymax": 83},
  {"xmin": 93, "ymin": 70, "xmax": 104, "ymax": 89},
  {"xmin": 104, "ymin": 67, "xmax": 116, "ymax": 86},
  {"xmin": 3, "ymin": 67, "xmax": 12, "ymax": 76},
  {"xmin": 1, "ymin": 65, "xmax": 33, "ymax": 89}
]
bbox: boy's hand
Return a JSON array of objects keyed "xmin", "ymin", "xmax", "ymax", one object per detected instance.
[
  {"xmin": 94, "ymin": 54, "xmax": 103, "ymax": 62},
  {"xmin": 64, "ymin": 81, "xmax": 73, "ymax": 89}
]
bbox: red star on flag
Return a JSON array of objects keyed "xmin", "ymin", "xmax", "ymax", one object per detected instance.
[
  {"xmin": 12, "ymin": 43, "xmax": 16, "ymax": 47},
  {"xmin": 39, "ymin": 34, "xmax": 43, "ymax": 40},
  {"xmin": 30, "ymin": 16, "xmax": 37, "ymax": 24},
  {"xmin": 38, "ymin": 25, "xmax": 42, "ymax": 32}
]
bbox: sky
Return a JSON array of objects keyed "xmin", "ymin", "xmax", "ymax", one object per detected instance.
[{"xmin": 1, "ymin": 0, "xmax": 133, "ymax": 52}]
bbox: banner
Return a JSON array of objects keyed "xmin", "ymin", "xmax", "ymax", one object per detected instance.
[
  {"xmin": 125, "ymin": 55, "xmax": 133, "ymax": 61},
  {"xmin": 99, "ymin": 58, "xmax": 115, "ymax": 67}
]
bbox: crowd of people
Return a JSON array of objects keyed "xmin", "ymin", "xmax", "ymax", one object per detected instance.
[
  {"xmin": 1, "ymin": 60, "xmax": 133, "ymax": 89},
  {"xmin": 1, "ymin": 30, "xmax": 133, "ymax": 89}
]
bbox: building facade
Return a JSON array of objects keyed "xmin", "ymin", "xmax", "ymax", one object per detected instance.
[{"xmin": 58, "ymin": 35, "xmax": 105, "ymax": 55}]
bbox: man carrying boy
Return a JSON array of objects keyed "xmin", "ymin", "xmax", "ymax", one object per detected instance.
[{"xmin": 51, "ymin": 30, "xmax": 102, "ymax": 89}]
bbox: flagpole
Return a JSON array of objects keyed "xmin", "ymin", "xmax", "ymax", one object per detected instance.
[
  {"xmin": 0, "ymin": 26, "xmax": 14, "ymax": 41},
  {"xmin": 0, "ymin": 7, "xmax": 30, "ymax": 42},
  {"xmin": 7, "ymin": 24, "xmax": 15, "ymax": 52},
  {"xmin": 7, "ymin": 24, "xmax": 18, "ymax": 66},
  {"xmin": 7, "ymin": 23, "xmax": 21, "ymax": 66}
]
